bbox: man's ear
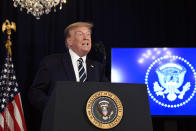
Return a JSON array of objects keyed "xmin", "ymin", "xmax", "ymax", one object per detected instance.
[{"xmin": 66, "ymin": 37, "xmax": 72, "ymax": 47}]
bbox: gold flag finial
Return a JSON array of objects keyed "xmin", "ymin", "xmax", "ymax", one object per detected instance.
[{"xmin": 2, "ymin": 20, "xmax": 16, "ymax": 56}]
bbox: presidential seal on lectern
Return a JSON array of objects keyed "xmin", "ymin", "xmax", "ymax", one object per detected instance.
[{"xmin": 86, "ymin": 91, "xmax": 123, "ymax": 129}]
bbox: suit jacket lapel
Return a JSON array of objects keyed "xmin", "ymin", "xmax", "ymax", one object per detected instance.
[
  {"xmin": 86, "ymin": 58, "xmax": 95, "ymax": 81},
  {"xmin": 62, "ymin": 52, "xmax": 76, "ymax": 81}
]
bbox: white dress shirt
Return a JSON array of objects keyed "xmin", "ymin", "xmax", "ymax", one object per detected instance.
[{"xmin": 69, "ymin": 49, "xmax": 87, "ymax": 82}]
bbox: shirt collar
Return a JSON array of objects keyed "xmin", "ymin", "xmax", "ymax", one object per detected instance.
[{"xmin": 69, "ymin": 49, "xmax": 87, "ymax": 63}]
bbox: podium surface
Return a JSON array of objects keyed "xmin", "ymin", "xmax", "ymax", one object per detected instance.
[{"xmin": 41, "ymin": 82, "xmax": 153, "ymax": 131}]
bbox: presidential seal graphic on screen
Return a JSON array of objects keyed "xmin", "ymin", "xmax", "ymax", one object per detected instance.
[
  {"xmin": 145, "ymin": 55, "xmax": 196, "ymax": 108},
  {"xmin": 86, "ymin": 91, "xmax": 123, "ymax": 129},
  {"xmin": 111, "ymin": 48, "xmax": 196, "ymax": 115}
]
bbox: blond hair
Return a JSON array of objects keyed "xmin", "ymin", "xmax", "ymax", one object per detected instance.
[{"xmin": 64, "ymin": 22, "xmax": 93, "ymax": 39}]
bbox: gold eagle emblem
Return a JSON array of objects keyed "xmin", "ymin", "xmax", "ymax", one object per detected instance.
[
  {"xmin": 2, "ymin": 20, "xmax": 16, "ymax": 35},
  {"xmin": 2, "ymin": 20, "xmax": 16, "ymax": 56}
]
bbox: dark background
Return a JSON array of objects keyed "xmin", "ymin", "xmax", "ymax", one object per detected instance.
[{"xmin": 0, "ymin": 0, "xmax": 196, "ymax": 130}]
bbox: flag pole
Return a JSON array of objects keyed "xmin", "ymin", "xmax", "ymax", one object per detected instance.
[{"xmin": 2, "ymin": 20, "xmax": 16, "ymax": 131}]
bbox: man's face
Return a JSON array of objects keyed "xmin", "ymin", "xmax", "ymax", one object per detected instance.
[{"xmin": 67, "ymin": 26, "xmax": 92, "ymax": 57}]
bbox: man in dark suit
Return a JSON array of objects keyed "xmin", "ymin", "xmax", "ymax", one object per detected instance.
[{"xmin": 28, "ymin": 22, "xmax": 108, "ymax": 112}]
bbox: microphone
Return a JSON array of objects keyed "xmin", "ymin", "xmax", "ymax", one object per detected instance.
[{"xmin": 93, "ymin": 42, "xmax": 106, "ymax": 66}]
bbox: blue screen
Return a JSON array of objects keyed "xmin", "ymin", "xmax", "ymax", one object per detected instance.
[{"xmin": 111, "ymin": 48, "xmax": 196, "ymax": 115}]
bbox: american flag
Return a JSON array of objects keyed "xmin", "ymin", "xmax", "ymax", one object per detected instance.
[{"xmin": 0, "ymin": 56, "xmax": 26, "ymax": 131}]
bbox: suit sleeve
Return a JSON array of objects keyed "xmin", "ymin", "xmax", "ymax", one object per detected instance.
[{"xmin": 28, "ymin": 59, "xmax": 51, "ymax": 112}]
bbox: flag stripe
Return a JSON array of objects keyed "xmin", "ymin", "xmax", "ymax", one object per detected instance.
[
  {"xmin": 13, "ymin": 99, "xmax": 24, "ymax": 131},
  {"xmin": 7, "ymin": 102, "xmax": 21, "ymax": 131},
  {"xmin": 0, "ymin": 114, "xmax": 11, "ymax": 131},
  {"xmin": 0, "ymin": 56, "xmax": 27, "ymax": 131},
  {"xmin": 0, "ymin": 95, "xmax": 26, "ymax": 131},
  {"xmin": 0, "ymin": 113, "xmax": 4, "ymax": 129},
  {"xmin": 14, "ymin": 94, "xmax": 26, "ymax": 131},
  {"xmin": 5, "ymin": 107, "xmax": 14, "ymax": 131},
  {"xmin": 0, "ymin": 126, "xmax": 3, "ymax": 131}
]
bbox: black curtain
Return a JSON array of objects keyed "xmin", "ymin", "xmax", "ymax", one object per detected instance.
[{"xmin": 0, "ymin": 0, "xmax": 196, "ymax": 131}]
